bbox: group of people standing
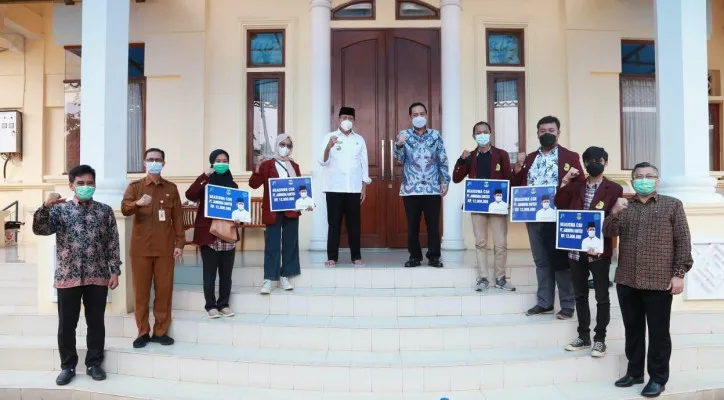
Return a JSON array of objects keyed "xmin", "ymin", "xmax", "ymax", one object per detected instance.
[{"xmin": 34, "ymin": 102, "xmax": 692, "ymax": 398}]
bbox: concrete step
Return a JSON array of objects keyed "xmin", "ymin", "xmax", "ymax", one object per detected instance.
[
  {"xmin": 0, "ymin": 334, "xmax": 722, "ymax": 392},
  {"xmin": 0, "ymin": 263, "xmax": 36, "ymax": 282},
  {"xmin": 0, "ymin": 281, "xmax": 37, "ymax": 307},
  {"xmin": 1, "ymin": 369, "xmax": 723, "ymax": 399}
]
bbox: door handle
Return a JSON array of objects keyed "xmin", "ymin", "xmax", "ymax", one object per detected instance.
[
  {"xmin": 380, "ymin": 140, "xmax": 385, "ymax": 182},
  {"xmin": 389, "ymin": 139, "xmax": 395, "ymax": 183}
]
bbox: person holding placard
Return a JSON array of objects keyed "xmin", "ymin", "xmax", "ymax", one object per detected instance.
[
  {"xmin": 186, "ymin": 149, "xmax": 239, "ymax": 319},
  {"xmin": 249, "ymin": 134, "xmax": 307, "ymax": 294},
  {"xmin": 452, "ymin": 121, "xmax": 514, "ymax": 291},
  {"xmin": 121, "ymin": 148, "xmax": 184, "ymax": 348},
  {"xmin": 555, "ymin": 146, "xmax": 622, "ymax": 358},
  {"xmin": 319, "ymin": 107, "xmax": 371, "ymax": 268},
  {"xmin": 512, "ymin": 115, "xmax": 584, "ymax": 319},
  {"xmin": 394, "ymin": 102, "xmax": 450, "ymax": 268}
]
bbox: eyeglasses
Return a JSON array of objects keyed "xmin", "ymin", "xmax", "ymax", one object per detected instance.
[
  {"xmin": 145, "ymin": 158, "xmax": 163, "ymax": 163},
  {"xmin": 633, "ymin": 175, "xmax": 658, "ymax": 180}
]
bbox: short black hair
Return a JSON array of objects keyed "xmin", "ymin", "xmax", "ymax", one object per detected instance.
[
  {"xmin": 145, "ymin": 148, "xmax": 165, "ymax": 160},
  {"xmin": 68, "ymin": 164, "xmax": 96, "ymax": 183},
  {"xmin": 631, "ymin": 162, "xmax": 659, "ymax": 178},
  {"xmin": 236, "ymin": 198, "xmax": 245, "ymax": 203},
  {"xmin": 408, "ymin": 102, "xmax": 428, "ymax": 116},
  {"xmin": 494, "ymin": 188, "xmax": 502, "ymax": 195},
  {"xmin": 587, "ymin": 221, "xmax": 596, "ymax": 229},
  {"xmin": 582, "ymin": 146, "xmax": 609, "ymax": 163},
  {"xmin": 541, "ymin": 194, "xmax": 550, "ymax": 201},
  {"xmin": 472, "ymin": 121, "xmax": 492, "ymax": 135},
  {"xmin": 536, "ymin": 116, "xmax": 561, "ymax": 130},
  {"xmin": 298, "ymin": 185, "xmax": 307, "ymax": 192}
]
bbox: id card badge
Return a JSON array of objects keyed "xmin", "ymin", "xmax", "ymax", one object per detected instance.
[{"xmin": 158, "ymin": 208, "xmax": 166, "ymax": 221}]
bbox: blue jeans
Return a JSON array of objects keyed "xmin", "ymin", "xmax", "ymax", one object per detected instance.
[
  {"xmin": 526, "ymin": 222, "xmax": 574, "ymax": 309},
  {"xmin": 263, "ymin": 214, "xmax": 301, "ymax": 281}
]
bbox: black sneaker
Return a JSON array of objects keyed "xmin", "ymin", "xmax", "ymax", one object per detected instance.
[
  {"xmin": 564, "ymin": 337, "xmax": 591, "ymax": 351},
  {"xmin": 591, "ymin": 341, "xmax": 607, "ymax": 358},
  {"xmin": 133, "ymin": 334, "xmax": 151, "ymax": 348},
  {"xmin": 428, "ymin": 258, "xmax": 444, "ymax": 268},
  {"xmin": 475, "ymin": 277, "xmax": 490, "ymax": 292},
  {"xmin": 55, "ymin": 368, "xmax": 75, "ymax": 386},
  {"xmin": 151, "ymin": 334, "xmax": 175, "ymax": 346},
  {"xmin": 557, "ymin": 308, "xmax": 575, "ymax": 320},
  {"xmin": 404, "ymin": 259, "xmax": 422, "ymax": 268},
  {"xmin": 525, "ymin": 305, "xmax": 554, "ymax": 316},
  {"xmin": 86, "ymin": 365, "xmax": 107, "ymax": 381}
]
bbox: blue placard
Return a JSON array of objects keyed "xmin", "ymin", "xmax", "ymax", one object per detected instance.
[
  {"xmin": 463, "ymin": 179, "xmax": 510, "ymax": 214},
  {"xmin": 269, "ymin": 176, "xmax": 315, "ymax": 212},
  {"xmin": 204, "ymin": 184, "xmax": 251, "ymax": 223},
  {"xmin": 556, "ymin": 210, "xmax": 605, "ymax": 252},
  {"xmin": 510, "ymin": 185, "xmax": 557, "ymax": 222}
]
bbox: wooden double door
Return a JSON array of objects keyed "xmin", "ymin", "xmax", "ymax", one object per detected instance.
[{"xmin": 331, "ymin": 29, "xmax": 441, "ymax": 248}]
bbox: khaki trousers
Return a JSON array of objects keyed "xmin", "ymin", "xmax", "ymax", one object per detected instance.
[
  {"xmin": 131, "ymin": 256, "xmax": 175, "ymax": 337},
  {"xmin": 470, "ymin": 213, "xmax": 508, "ymax": 280}
]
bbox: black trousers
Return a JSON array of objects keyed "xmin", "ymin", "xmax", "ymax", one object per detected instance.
[
  {"xmin": 57, "ymin": 285, "xmax": 108, "ymax": 370},
  {"xmin": 200, "ymin": 246, "xmax": 235, "ymax": 311},
  {"xmin": 403, "ymin": 195, "xmax": 441, "ymax": 260},
  {"xmin": 326, "ymin": 192, "xmax": 362, "ymax": 262},
  {"xmin": 570, "ymin": 257, "xmax": 611, "ymax": 341},
  {"xmin": 616, "ymin": 283, "xmax": 673, "ymax": 384}
]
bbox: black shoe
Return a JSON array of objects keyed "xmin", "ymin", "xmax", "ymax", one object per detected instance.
[
  {"xmin": 404, "ymin": 259, "xmax": 421, "ymax": 268},
  {"xmin": 86, "ymin": 365, "xmax": 107, "ymax": 381},
  {"xmin": 55, "ymin": 369, "xmax": 75, "ymax": 386},
  {"xmin": 525, "ymin": 305, "xmax": 554, "ymax": 316},
  {"xmin": 133, "ymin": 334, "xmax": 151, "ymax": 349},
  {"xmin": 428, "ymin": 258, "xmax": 444, "ymax": 268},
  {"xmin": 641, "ymin": 380, "xmax": 665, "ymax": 397},
  {"xmin": 614, "ymin": 375, "xmax": 645, "ymax": 388},
  {"xmin": 151, "ymin": 334, "xmax": 175, "ymax": 346},
  {"xmin": 556, "ymin": 308, "xmax": 575, "ymax": 320}
]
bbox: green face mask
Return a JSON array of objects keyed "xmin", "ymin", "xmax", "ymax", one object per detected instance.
[
  {"xmin": 632, "ymin": 178, "xmax": 656, "ymax": 196},
  {"xmin": 75, "ymin": 186, "xmax": 95, "ymax": 201},
  {"xmin": 213, "ymin": 163, "xmax": 229, "ymax": 174}
]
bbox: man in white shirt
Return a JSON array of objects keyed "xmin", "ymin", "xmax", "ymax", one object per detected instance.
[
  {"xmin": 488, "ymin": 188, "xmax": 508, "ymax": 214},
  {"xmin": 230, "ymin": 198, "xmax": 251, "ymax": 223},
  {"xmin": 319, "ymin": 107, "xmax": 371, "ymax": 267},
  {"xmin": 536, "ymin": 194, "xmax": 556, "ymax": 221},
  {"xmin": 294, "ymin": 185, "xmax": 314, "ymax": 210},
  {"xmin": 580, "ymin": 221, "xmax": 603, "ymax": 254}
]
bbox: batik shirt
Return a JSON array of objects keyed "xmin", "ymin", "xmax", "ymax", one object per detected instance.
[
  {"xmin": 33, "ymin": 199, "xmax": 122, "ymax": 289},
  {"xmin": 527, "ymin": 146, "xmax": 559, "ymax": 186},
  {"xmin": 393, "ymin": 128, "xmax": 451, "ymax": 196}
]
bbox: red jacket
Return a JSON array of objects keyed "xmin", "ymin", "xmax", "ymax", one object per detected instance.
[
  {"xmin": 248, "ymin": 159, "xmax": 302, "ymax": 225},
  {"xmin": 452, "ymin": 146, "xmax": 512, "ymax": 183},
  {"xmin": 185, "ymin": 173, "xmax": 239, "ymax": 246},
  {"xmin": 554, "ymin": 176, "xmax": 623, "ymax": 259},
  {"xmin": 511, "ymin": 145, "xmax": 585, "ymax": 187}
]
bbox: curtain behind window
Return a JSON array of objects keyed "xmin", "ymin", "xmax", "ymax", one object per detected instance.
[{"xmin": 621, "ymin": 77, "xmax": 658, "ymax": 169}]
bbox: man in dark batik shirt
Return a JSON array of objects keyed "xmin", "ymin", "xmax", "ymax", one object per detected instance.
[{"xmin": 33, "ymin": 165, "xmax": 121, "ymax": 386}]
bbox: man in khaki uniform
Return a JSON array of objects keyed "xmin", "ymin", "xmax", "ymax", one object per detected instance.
[{"xmin": 121, "ymin": 148, "xmax": 184, "ymax": 348}]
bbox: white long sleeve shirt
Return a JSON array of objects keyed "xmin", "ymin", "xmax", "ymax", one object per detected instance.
[{"xmin": 318, "ymin": 130, "xmax": 372, "ymax": 193}]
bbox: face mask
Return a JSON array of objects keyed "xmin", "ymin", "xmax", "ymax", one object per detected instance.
[
  {"xmin": 237, "ymin": 204, "xmax": 244, "ymax": 210},
  {"xmin": 475, "ymin": 133, "xmax": 491, "ymax": 147},
  {"xmin": 494, "ymin": 195, "xmax": 502, "ymax": 202},
  {"xmin": 542, "ymin": 201, "xmax": 550, "ymax": 209},
  {"xmin": 145, "ymin": 161, "xmax": 163, "ymax": 175},
  {"xmin": 412, "ymin": 116, "xmax": 427, "ymax": 129},
  {"xmin": 632, "ymin": 178, "xmax": 656, "ymax": 196},
  {"xmin": 340, "ymin": 120, "xmax": 354, "ymax": 132},
  {"xmin": 300, "ymin": 191, "xmax": 307, "ymax": 198},
  {"xmin": 585, "ymin": 162, "xmax": 605, "ymax": 177},
  {"xmin": 538, "ymin": 133, "xmax": 557, "ymax": 148},
  {"xmin": 588, "ymin": 230, "xmax": 596, "ymax": 238},
  {"xmin": 278, "ymin": 146, "xmax": 290, "ymax": 157},
  {"xmin": 75, "ymin": 186, "xmax": 95, "ymax": 201},
  {"xmin": 213, "ymin": 163, "xmax": 229, "ymax": 174}
]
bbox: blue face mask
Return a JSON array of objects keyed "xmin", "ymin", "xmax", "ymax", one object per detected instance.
[
  {"xmin": 475, "ymin": 133, "xmax": 490, "ymax": 147},
  {"xmin": 632, "ymin": 178, "xmax": 656, "ymax": 195},
  {"xmin": 145, "ymin": 161, "xmax": 163, "ymax": 175},
  {"xmin": 75, "ymin": 186, "xmax": 95, "ymax": 201}
]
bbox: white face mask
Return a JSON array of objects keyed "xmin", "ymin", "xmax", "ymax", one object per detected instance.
[
  {"xmin": 300, "ymin": 191, "xmax": 307, "ymax": 198},
  {"xmin": 588, "ymin": 230, "xmax": 596, "ymax": 238},
  {"xmin": 494, "ymin": 195, "xmax": 502, "ymax": 202},
  {"xmin": 278, "ymin": 146, "xmax": 290, "ymax": 157},
  {"xmin": 542, "ymin": 201, "xmax": 550, "ymax": 209},
  {"xmin": 412, "ymin": 116, "xmax": 427, "ymax": 129},
  {"xmin": 237, "ymin": 204, "xmax": 244, "ymax": 210},
  {"xmin": 340, "ymin": 120, "xmax": 354, "ymax": 132}
]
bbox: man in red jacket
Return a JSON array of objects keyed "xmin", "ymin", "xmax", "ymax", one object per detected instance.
[
  {"xmin": 512, "ymin": 116, "xmax": 585, "ymax": 319},
  {"xmin": 453, "ymin": 121, "xmax": 515, "ymax": 292},
  {"xmin": 554, "ymin": 146, "xmax": 623, "ymax": 358}
]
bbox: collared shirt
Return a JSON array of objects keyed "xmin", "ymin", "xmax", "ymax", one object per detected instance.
[
  {"xmin": 121, "ymin": 176, "xmax": 185, "ymax": 257},
  {"xmin": 476, "ymin": 147, "xmax": 492, "ymax": 180},
  {"xmin": 583, "ymin": 181, "xmax": 600, "ymax": 209},
  {"xmin": 393, "ymin": 128, "xmax": 451, "ymax": 196},
  {"xmin": 319, "ymin": 130, "xmax": 372, "ymax": 193},
  {"xmin": 602, "ymin": 194, "xmax": 693, "ymax": 290},
  {"xmin": 33, "ymin": 199, "xmax": 122, "ymax": 289},
  {"xmin": 527, "ymin": 147, "xmax": 559, "ymax": 186}
]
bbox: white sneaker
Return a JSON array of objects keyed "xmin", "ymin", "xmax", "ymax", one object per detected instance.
[
  {"xmin": 280, "ymin": 276, "xmax": 294, "ymax": 291},
  {"xmin": 260, "ymin": 280, "xmax": 273, "ymax": 294}
]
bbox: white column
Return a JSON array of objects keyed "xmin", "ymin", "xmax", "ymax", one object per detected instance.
[
  {"xmin": 655, "ymin": 0, "xmax": 722, "ymax": 203},
  {"xmin": 79, "ymin": 0, "xmax": 130, "ymax": 209},
  {"xmin": 440, "ymin": 0, "xmax": 465, "ymax": 250},
  {"xmin": 308, "ymin": 0, "xmax": 332, "ymax": 251}
]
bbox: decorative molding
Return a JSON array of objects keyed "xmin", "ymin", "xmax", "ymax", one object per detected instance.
[
  {"xmin": 685, "ymin": 237, "xmax": 724, "ymax": 300},
  {"xmin": 310, "ymin": 0, "xmax": 333, "ymax": 9}
]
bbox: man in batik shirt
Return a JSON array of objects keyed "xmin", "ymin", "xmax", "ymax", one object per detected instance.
[{"xmin": 33, "ymin": 165, "xmax": 121, "ymax": 386}]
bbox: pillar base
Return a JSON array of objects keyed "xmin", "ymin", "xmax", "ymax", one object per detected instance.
[
  {"xmin": 657, "ymin": 175, "xmax": 723, "ymax": 204},
  {"xmin": 441, "ymin": 237, "xmax": 466, "ymax": 251}
]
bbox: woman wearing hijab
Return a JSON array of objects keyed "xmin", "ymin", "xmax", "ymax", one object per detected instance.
[
  {"xmin": 249, "ymin": 134, "xmax": 308, "ymax": 294},
  {"xmin": 185, "ymin": 149, "xmax": 239, "ymax": 318}
]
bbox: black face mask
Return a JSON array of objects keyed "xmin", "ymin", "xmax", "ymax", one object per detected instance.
[
  {"xmin": 538, "ymin": 133, "xmax": 557, "ymax": 148},
  {"xmin": 585, "ymin": 162, "xmax": 605, "ymax": 177}
]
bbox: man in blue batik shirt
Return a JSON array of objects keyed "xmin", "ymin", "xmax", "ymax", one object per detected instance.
[{"xmin": 394, "ymin": 102, "xmax": 450, "ymax": 268}]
